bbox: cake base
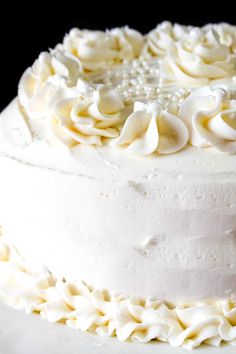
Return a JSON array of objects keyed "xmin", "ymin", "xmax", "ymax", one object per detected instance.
[
  {"xmin": 1, "ymin": 302, "xmax": 236, "ymax": 354},
  {"xmin": 1, "ymin": 236, "xmax": 236, "ymax": 350}
]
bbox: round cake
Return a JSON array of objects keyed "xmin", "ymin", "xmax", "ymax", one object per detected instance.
[{"xmin": 1, "ymin": 22, "xmax": 236, "ymax": 349}]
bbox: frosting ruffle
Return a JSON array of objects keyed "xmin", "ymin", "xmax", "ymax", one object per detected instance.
[{"xmin": 1, "ymin": 237, "xmax": 236, "ymax": 350}]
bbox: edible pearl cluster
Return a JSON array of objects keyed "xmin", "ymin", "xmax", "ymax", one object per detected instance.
[{"xmin": 85, "ymin": 55, "xmax": 192, "ymax": 108}]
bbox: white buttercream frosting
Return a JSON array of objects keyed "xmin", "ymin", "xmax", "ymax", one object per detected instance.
[
  {"xmin": 147, "ymin": 22, "xmax": 236, "ymax": 58},
  {"xmin": 16, "ymin": 22, "xmax": 236, "ymax": 155},
  {"xmin": 18, "ymin": 50, "xmax": 82, "ymax": 119},
  {"xmin": 203, "ymin": 23, "xmax": 236, "ymax": 54},
  {"xmin": 1, "ymin": 100, "xmax": 236, "ymax": 350},
  {"xmin": 62, "ymin": 27, "xmax": 144, "ymax": 71},
  {"xmin": 50, "ymin": 85, "xmax": 126, "ymax": 146},
  {"xmin": 179, "ymin": 86, "xmax": 236, "ymax": 153},
  {"xmin": 2, "ymin": 23, "xmax": 236, "ymax": 351},
  {"xmin": 113, "ymin": 101, "xmax": 188, "ymax": 155},
  {"xmin": 147, "ymin": 21, "xmax": 190, "ymax": 56},
  {"xmin": 159, "ymin": 28, "xmax": 236, "ymax": 83},
  {"xmin": 1, "ymin": 237, "xmax": 236, "ymax": 350}
]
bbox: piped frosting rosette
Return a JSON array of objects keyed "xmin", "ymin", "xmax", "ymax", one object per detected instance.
[
  {"xmin": 18, "ymin": 49, "xmax": 83, "ymax": 119},
  {"xmin": 179, "ymin": 86, "xmax": 236, "ymax": 153},
  {"xmin": 113, "ymin": 101, "xmax": 189, "ymax": 155},
  {"xmin": 203, "ymin": 23, "xmax": 236, "ymax": 54},
  {"xmin": 147, "ymin": 22, "xmax": 236, "ymax": 58},
  {"xmin": 62, "ymin": 27, "xmax": 144, "ymax": 71},
  {"xmin": 50, "ymin": 85, "xmax": 126, "ymax": 146},
  {"xmin": 159, "ymin": 28, "xmax": 236, "ymax": 83},
  {"xmin": 147, "ymin": 21, "xmax": 191, "ymax": 56}
]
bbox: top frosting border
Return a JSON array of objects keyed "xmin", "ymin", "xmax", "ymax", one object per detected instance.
[{"xmin": 13, "ymin": 22, "xmax": 236, "ymax": 156}]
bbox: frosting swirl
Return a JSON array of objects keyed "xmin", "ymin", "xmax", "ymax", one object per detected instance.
[
  {"xmin": 147, "ymin": 22, "xmax": 236, "ymax": 58},
  {"xmin": 204, "ymin": 23, "xmax": 236, "ymax": 54},
  {"xmin": 113, "ymin": 101, "xmax": 188, "ymax": 155},
  {"xmin": 63, "ymin": 27, "xmax": 144, "ymax": 71},
  {"xmin": 160, "ymin": 28, "xmax": 236, "ymax": 83},
  {"xmin": 179, "ymin": 86, "xmax": 236, "ymax": 153},
  {"xmin": 147, "ymin": 21, "xmax": 190, "ymax": 56},
  {"xmin": 50, "ymin": 85, "xmax": 125, "ymax": 146},
  {"xmin": 18, "ymin": 50, "xmax": 82, "ymax": 119}
]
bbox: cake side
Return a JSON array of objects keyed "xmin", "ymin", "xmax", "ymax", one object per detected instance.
[
  {"xmin": 1, "ymin": 100, "xmax": 236, "ymax": 302},
  {"xmin": 2, "ymin": 236, "xmax": 236, "ymax": 350}
]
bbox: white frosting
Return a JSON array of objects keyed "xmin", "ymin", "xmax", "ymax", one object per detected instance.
[
  {"xmin": 62, "ymin": 27, "xmax": 144, "ymax": 71},
  {"xmin": 147, "ymin": 21, "xmax": 190, "ymax": 56},
  {"xmin": 50, "ymin": 85, "xmax": 126, "ymax": 146},
  {"xmin": 1, "ymin": 100, "xmax": 236, "ymax": 305},
  {"xmin": 147, "ymin": 22, "xmax": 236, "ymax": 59},
  {"xmin": 113, "ymin": 101, "xmax": 188, "ymax": 155},
  {"xmin": 1, "ymin": 237, "xmax": 236, "ymax": 350},
  {"xmin": 16, "ymin": 22, "xmax": 236, "ymax": 156},
  {"xmin": 160, "ymin": 28, "xmax": 236, "ymax": 83},
  {"xmin": 179, "ymin": 86, "xmax": 236, "ymax": 153},
  {"xmin": 2, "ymin": 22, "xmax": 236, "ymax": 350},
  {"xmin": 18, "ymin": 50, "xmax": 82, "ymax": 119},
  {"xmin": 204, "ymin": 23, "xmax": 236, "ymax": 54}
]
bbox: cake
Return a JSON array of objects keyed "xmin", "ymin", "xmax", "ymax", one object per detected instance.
[{"xmin": 0, "ymin": 22, "xmax": 236, "ymax": 350}]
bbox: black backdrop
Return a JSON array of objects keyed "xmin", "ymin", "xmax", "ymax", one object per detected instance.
[{"xmin": 1, "ymin": 1, "xmax": 235, "ymax": 111}]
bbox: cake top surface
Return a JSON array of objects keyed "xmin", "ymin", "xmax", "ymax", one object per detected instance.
[{"xmin": 1, "ymin": 21, "xmax": 236, "ymax": 161}]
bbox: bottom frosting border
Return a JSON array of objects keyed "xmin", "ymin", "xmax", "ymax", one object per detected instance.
[{"xmin": 1, "ymin": 235, "xmax": 236, "ymax": 350}]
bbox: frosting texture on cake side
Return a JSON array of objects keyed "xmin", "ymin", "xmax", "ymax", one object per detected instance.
[
  {"xmin": 1, "ymin": 22, "xmax": 236, "ymax": 349},
  {"xmin": 2, "ymin": 236, "xmax": 236, "ymax": 350}
]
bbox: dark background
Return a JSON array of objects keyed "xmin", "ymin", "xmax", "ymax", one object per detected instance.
[{"xmin": 1, "ymin": 2, "xmax": 235, "ymax": 111}]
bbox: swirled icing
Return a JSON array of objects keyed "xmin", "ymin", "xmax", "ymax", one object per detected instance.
[
  {"xmin": 62, "ymin": 27, "xmax": 144, "ymax": 71},
  {"xmin": 16, "ymin": 22, "xmax": 236, "ymax": 155},
  {"xmin": 147, "ymin": 22, "xmax": 236, "ymax": 58},
  {"xmin": 18, "ymin": 50, "xmax": 82, "ymax": 119},
  {"xmin": 203, "ymin": 23, "xmax": 236, "ymax": 54},
  {"xmin": 50, "ymin": 85, "xmax": 126, "ymax": 146},
  {"xmin": 159, "ymin": 28, "xmax": 236, "ymax": 83},
  {"xmin": 1, "ymin": 237, "xmax": 236, "ymax": 350},
  {"xmin": 147, "ymin": 21, "xmax": 190, "ymax": 56},
  {"xmin": 179, "ymin": 86, "xmax": 236, "ymax": 153},
  {"xmin": 113, "ymin": 101, "xmax": 188, "ymax": 155}
]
